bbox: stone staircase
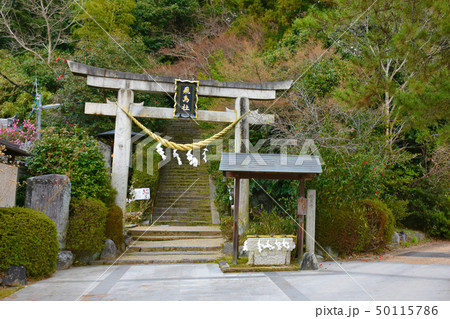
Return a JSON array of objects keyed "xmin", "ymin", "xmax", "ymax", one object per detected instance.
[
  {"xmin": 112, "ymin": 226, "xmax": 223, "ymax": 264},
  {"xmin": 111, "ymin": 119, "xmax": 224, "ymax": 264},
  {"xmin": 152, "ymin": 119, "xmax": 212, "ymax": 225}
]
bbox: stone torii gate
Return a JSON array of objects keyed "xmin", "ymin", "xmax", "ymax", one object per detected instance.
[{"xmin": 67, "ymin": 61, "xmax": 292, "ymax": 232}]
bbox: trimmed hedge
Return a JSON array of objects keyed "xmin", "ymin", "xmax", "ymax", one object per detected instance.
[
  {"xmin": 66, "ymin": 198, "xmax": 108, "ymax": 259},
  {"xmin": 0, "ymin": 207, "xmax": 58, "ymax": 278},
  {"xmin": 106, "ymin": 204, "xmax": 124, "ymax": 250},
  {"xmin": 317, "ymin": 199, "xmax": 395, "ymax": 255}
]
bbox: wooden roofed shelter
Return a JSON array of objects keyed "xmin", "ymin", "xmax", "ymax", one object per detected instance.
[{"xmin": 219, "ymin": 152, "xmax": 322, "ymax": 265}]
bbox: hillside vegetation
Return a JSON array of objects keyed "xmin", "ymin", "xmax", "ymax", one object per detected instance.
[{"xmin": 0, "ymin": 1, "xmax": 448, "ymax": 247}]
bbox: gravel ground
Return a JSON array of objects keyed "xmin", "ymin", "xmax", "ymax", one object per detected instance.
[{"xmin": 347, "ymin": 240, "xmax": 450, "ymax": 265}]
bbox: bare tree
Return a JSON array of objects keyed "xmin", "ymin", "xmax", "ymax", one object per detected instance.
[{"xmin": 0, "ymin": 0, "xmax": 77, "ymax": 66}]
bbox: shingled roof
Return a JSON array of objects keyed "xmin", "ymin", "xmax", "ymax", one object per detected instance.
[
  {"xmin": 0, "ymin": 138, "xmax": 30, "ymax": 157},
  {"xmin": 219, "ymin": 152, "xmax": 322, "ymax": 180}
]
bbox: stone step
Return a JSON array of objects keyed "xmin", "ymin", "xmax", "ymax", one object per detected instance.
[
  {"xmin": 152, "ymin": 208, "xmax": 211, "ymax": 214},
  {"xmin": 125, "ymin": 251, "xmax": 220, "ymax": 256},
  {"xmin": 155, "ymin": 193, "xmax": 210, "ymax": 199},
  {"xmin": 160, "ymin": 170, "xmax": 209, "ymax": 175},
  {"xmin": 157, "ymin": 179, "xmax": 209, "ymax": 184},
  {"xmin": 159, "ymin": 175, "xmax": 208, "ymax": 179},
  {"xmin": 128, "ymin": 226, "xmax": 222, "ymax": 237},
  {"xmin": 161, "ymin": 169, "xmax": 209, "ymax": 174},
  {"xmin": 153, "ymin": 220, "xmax": 211, "ymax": 226},
  {"xmin": 158, "ymin": 177, "xmax": 209, "ymax": 182},
  {"xmin": 98, "ymin": 252, "xmax": 222, "ymax": 264},
  {"xmin": 128, "ymin": 238, "xmax": 223, "ymax": 252},
  {"xmin": 153, "ymin": 203, "xmax": 211, "ymax": 210},
  {"xmin": 152, "ymin": 211, "xmax": 210, "ymax": 218},
  {"xmin": 153, "ymin": 206, "xmax": 211, "ymax": 215},
  {"xmin": 156, "ymin": 184, "xmax": 210, "ymax": 191},
  {"xmin": 151, "ymin": 211, "xmax": 211, "ymax": 217},
  {"xmin": 131, "ymin": 235, "xmax": 222, "ymax": 241},
  {"xmin": 154, "ymin": 193, "xmax": 210, "ymax": 199},
  {"xmin": 160, "ymin": 170, "xmax": 208, "ymax": 175},
  {"xmin": 151, "ymin": 216, "xmax": 211, "ymax": 223},
  {"xmin": 152, "ymin": 206, "xmax": 211, "ymax": 212},
  {"xmin": 152, "ymin": 218, "xmax": 211, "ymax": 225},
  {"xmin": 154, "ymin": 197, "xmax": 210, "ymax": 203},
  {"xmin": 152, "ymin": 213, "xmax": 210, "ymax": 219},
  {"xmin": 158, "ymin": 183, "xmax": 209, "ymax": 188}
]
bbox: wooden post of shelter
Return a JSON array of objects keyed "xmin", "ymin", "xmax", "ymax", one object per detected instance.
[
  {"xmin": 233, "ymin": 177, "xmax": 240, "ymax": 264},
  {"xmin": 297, "ymin": 179, "xmax": 306, "ymax": 260}
]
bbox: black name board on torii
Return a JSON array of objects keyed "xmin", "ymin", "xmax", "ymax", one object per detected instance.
[{"xmin": 173, "ymin": 79, "xmax": 199, "ymax": 119}]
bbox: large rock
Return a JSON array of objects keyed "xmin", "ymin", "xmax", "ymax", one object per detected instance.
[
  {"xmin": 391, "ymin": 232, "xmax": 400, "ymax": 245},
  {"xmin": 3, "ymin": 265, "xmax": 27, "ymax": 287},
  {"xmin": 101, "ymin": 239, "xmax": 118, "ymax": 259},
  {"xmin": 300, "ymin": 252, "xmax": 319, "ymax": 270},
  {"xmin": 57, "ymin": 251, "xmax": 74, "ymax": 270},
  {"xmin": 398, "ymin": 231, "xmax": 407, "ymax": 243},
  {"xmin": 410, "ymin": 231, "xmax": 426, "ymax": 242},
  {"xmin": 25, "ymin": 174, "xmax": 71, "ymax": 249},
  {"xmin": 77, "ymin": 252, "xmax": 100, "ymax": 265}
]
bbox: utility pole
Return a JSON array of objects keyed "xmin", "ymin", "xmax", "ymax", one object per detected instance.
[
  {"xmin": 36, "ymin": 93, "xmax": 42, "ymax": 139},
  {"xmin": 35, "ymin": 92, "xmax": 60, "ymax": 139}
]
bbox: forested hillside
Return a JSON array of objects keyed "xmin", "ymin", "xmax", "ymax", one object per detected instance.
[{"xmin": 0, "ymin": 0, "xmax": 448, "ymax": 244}]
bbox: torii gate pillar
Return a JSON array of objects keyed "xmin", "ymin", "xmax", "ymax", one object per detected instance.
[
  {"xmin": 111, "ymin": 88, "xmax": 133, "ymax": 213},
  {"xmin": 235, "ymin": 97, "xmax": 250, "ymax": 234}
]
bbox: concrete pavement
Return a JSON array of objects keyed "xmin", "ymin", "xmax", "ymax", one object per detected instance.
[{"xmin": 3, "ymin": 261, "xmax": 449, "ymax": 301}]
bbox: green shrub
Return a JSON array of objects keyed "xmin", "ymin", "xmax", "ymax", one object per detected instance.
[
  {"xmin": 359, "ymin": 199, "xmax": 395, "ymax": 251},
  {"xmin": 419, "ymin": 210, "xmax": 449, "ymax": 239},
  {"xmin": 220, "ymin": 216, "xmax": 234, "ymax": 241},
  {"xmin": 317, "ymin": 205, "xmax": 369, "ymax": 255},
  {"xmin": 66, "ymin": 198, "xmax": 108, "ymax": 259},
  {"xmin": 129, "ymin": 140, "xmax": 161, "ymax": 220},
  {"xmin": 403, "ymin": 179, "xmax": 449, "ymax": 239},
  {"xmin": 209, "ymin": 160, "xmax": 233, "ymax": 218},
  {"xmin": 0, "ymin": 207, "xmax": 58, "ymax": 278},
  {"xmin": 106, "ymin": 204, "xmax": 124, "ymax": 249},
  {"xmin": 247, "ymin": 209, "xmax": 297, "ymax": 236},
  {"xmin": 27, "ymin": 127, "xmax": 115, "ymax": 204},
  {"xmin": 317, "ymin": 199, "xmax": 395, "ymax": 255}
]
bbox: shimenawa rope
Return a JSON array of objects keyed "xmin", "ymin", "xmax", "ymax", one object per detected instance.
[{"xmin": 118, "ymin": 104, "xmax": 250, "ymax": 151}]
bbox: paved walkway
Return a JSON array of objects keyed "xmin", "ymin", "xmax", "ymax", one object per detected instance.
[{"xmin": 3, "ymin": 260, "xmax": 449, "ymax": 301}]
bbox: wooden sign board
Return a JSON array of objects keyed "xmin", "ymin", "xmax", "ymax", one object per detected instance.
[
  {"xmin": 173, "ymin": 79, "xmax": 199, "ymax": 119},
  {"xmin": 297, "ymin": 197, "xmax": 307, "ymax": 216}
]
